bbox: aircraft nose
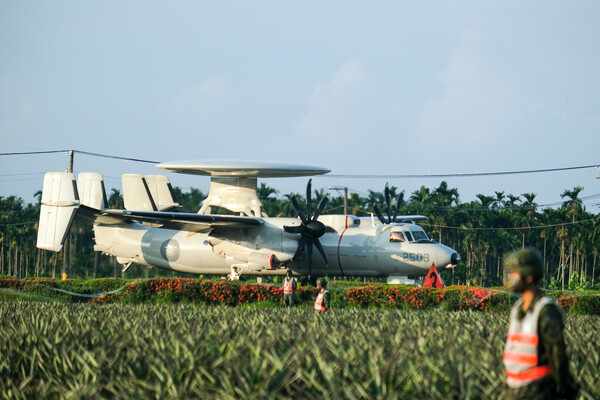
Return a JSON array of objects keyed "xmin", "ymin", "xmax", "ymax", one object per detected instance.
[{"xmin": 451, "ymin": 252, "xmax": 461, "ymax": 265}]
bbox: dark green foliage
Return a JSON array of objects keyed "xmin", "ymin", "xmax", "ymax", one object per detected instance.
[{"xmin": 2, "ymin": 183, "xmax": 599, "ymax": 290}]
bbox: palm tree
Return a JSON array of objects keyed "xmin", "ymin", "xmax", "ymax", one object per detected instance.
[
  {"xmin": 561, "ymin": 186, "xmax": 585, "ymax": 284},
  {"xmin": 504, "ymin": 194, "xmax": 521, "ymax": 209},
  {"xmin": 475, "ymin": 194, "xmax": 494, "ymax": 209},
  {"xmin": 108, "ymin": 189, "xmax": 124, "ymax": 209},
  {"xmin": 178, "ymin": 187, "xmax": 205, "ymax": 213},
  {"xmin": 257, "ymin": 183, "xmax": 279, "ymax": 216},
  {"xmin": 433, "ymin": 181, "xmax": 459, "ymax": 207},
  {"xmin": 410, "ymin": 186, "xmax": 431, "ymax": 204},
  {"xmin": 492, "ymin": 191, "xmax": 505, "ymax": 209},
  {"xmin": 521, "ymin": 193, "xmax": 538, "ymax": 209},
  {"xmin": 560, "ymin": 186, "xmax": 584, "ymax": 214},
  {"xmin": 257, "ymin": 183, "xmax": 278, "ymax": 201},
  {"xmin": 556, "ymin": 226, "xmax": 569, "ymax": 290}
]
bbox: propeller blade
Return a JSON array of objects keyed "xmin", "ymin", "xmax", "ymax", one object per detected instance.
[
  {"xmin": 306, "ymin": 179, "xmax": 312, "ymax": 220},
  {"xmin": 373, "ymin": 204, "xmax": 387, "ymax": 225},
  {"xmin": 284, "ymin": 225, "xmax": 304, "ymax": 234},
  {"xmin": 293, "ymin": 236, "xmax": 307, "ymax": 260},
  {"xmin": 306, "ymin": 239, "xmax": 313, "ymax": 277},
  {"xmin": 313, "ymin": 238, "xmax": 328, "ymax": 266},
  {"xmin": 384, "ymin": 186, "xmax": 392, "ymax": 223},
  {"xmin": 392, "ymin": 192, "xmax": 403, "ymax": 223},
  {"xmin": 291, "ymin": 195, "xmax": 308, "ymax": 224},
  {"xmin": 313, "ymin": 196, "xmax": 329, "ymax": 221}
]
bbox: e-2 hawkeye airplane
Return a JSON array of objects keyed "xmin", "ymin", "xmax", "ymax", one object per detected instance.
[{"xmin": 36, "ymin": 160, "xmax": 460, "ymax": 282}]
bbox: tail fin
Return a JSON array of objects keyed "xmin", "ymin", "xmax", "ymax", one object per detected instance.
[
  {"xmin": 36, "ymin": 172, "xmax": 80, "ymax": 252},
  {"xmin": 122, "ymin": 174, "xmax": 179, "ymax": 211},
  {"xmin": 144, "ymin": 175, "xmax": 179, "ymax": 211},
  {"xmin": 78, "ymin": 172, "xmax": 108, "ymax": 210},
  {"xmin": 122, "ymin": 174, "xmax": 157, "ymax": 211}
]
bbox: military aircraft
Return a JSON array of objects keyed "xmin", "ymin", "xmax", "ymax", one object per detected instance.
[{"xmin": 36, "ymin": 160, "xmax": 460, "ymax": 282}]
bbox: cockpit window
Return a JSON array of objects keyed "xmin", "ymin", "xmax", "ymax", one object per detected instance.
[
  {"xmin": 412, "ymin": 230, "xmax": 429, "ymax": 241},
  {"xmin": 389, "ymin": 231, "xmax": 405, "ymax": 242},
  {"xmin": 404, "ymin": 231, "xmax": 414, "ymax": 242}
]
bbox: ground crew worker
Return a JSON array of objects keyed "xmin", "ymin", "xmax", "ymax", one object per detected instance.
[
  {"xmin": 314, "ymin": 278, "xmax": 330, "ymax": 311},
  {"xmin": 502, "ymin": 248, "xmax": 578, "ymax": 400},
  {"xmin": 283, "ymin": 270, "xmax": 297, "ymax": 307}
]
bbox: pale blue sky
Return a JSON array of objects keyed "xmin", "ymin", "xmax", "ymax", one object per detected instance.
[{"xmin": 1, "ymin": 1, "xmax": 599, "ymax": 212}]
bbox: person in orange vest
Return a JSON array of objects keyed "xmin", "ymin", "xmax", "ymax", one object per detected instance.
[
  {"xmin": 314, "ymin": 278, "xmax": 330, "ymax": 312},
  {"xmin": 283, "ymin": 270, "xmax": 297, "ymax": 307},
  {"xmin": 502, "ymin": 248, "xmax": 578, "ymax": 400}
]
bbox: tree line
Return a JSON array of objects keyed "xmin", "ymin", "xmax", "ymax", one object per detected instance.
[{"xmin": 1, "ymin": 182, "xmax": 599, "ymax": 289}]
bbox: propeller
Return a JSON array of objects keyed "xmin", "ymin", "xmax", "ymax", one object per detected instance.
[
  {"xmin": 373, "ymin": 185, "xmax": 405, "ymax": 224},
  {"xmin": 284, "ymin": 179, "xmax": 329, "ymax": 279}
]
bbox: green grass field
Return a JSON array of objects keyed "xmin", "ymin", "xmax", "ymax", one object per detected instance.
[{"xmin": 1, "ymin": 301, "xmax": 598, "ymax": 399}]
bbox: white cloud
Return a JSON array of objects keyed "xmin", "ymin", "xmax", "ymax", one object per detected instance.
[
  {"xmin": 159, "ymin": 75, "xmax": 231, "ymax": 127},
  {"xmin": 293, "ymin": 58, "xmax": 371, "ymax": 147},
  {"xmin": 414, "ymin": 29, "xmax": 525, "ymax": 168}
]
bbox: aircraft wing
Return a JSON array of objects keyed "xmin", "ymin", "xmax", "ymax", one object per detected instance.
[
  {"xmin": 100, "ymin": 209, "xmax": 263, "ymax": 232},
  {"xmin": 395, "ymin": 215, "xmax": 429, "ymax": 222}
]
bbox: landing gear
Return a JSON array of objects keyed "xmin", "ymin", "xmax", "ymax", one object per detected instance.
[
  {"xmin": 121, "ymin": 261, "xmax": 132, "ymax": 273},
  {"xmin": 227, "ymin": 266, "xmax": 242, "ymax": 280}
]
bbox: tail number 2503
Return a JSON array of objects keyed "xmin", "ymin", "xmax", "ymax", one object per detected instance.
[{"xmin": 401, "ymin": 253, "xmax": 430, "ymax": 262}]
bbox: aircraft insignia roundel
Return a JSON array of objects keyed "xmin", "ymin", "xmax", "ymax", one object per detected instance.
[{"xmin": 160, "ymin": 239, "xmax": 180, "ymax": 262}]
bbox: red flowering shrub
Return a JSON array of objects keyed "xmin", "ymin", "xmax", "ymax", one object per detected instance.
[
  {"xmin": 4, "ymin": 276, "xmax": 599, "ymax": 314},
  {"xmin": 0, "ymin": 277, "xmax": 20, "ymax": 289},
  {"xmin": 345, "ymin": 284, "xmax": 389, "ymax": 308},
  {"xmin": 97, "ymin": 278, "xmax": 318, "ymax": 306},
  {"xmin": 459, "ymin": 288, "xmax": 499, "ymax": 311},
  {"xmin": 401, "ymin": 287, "xmax": 438, "ymax": 309},
  {"xmin": 345, "ymin": 284, "xmax": 439, "ymax": 309},
  {"xmin": 557, "ymin": 296, "xmax": 578, "ymax": 310}
]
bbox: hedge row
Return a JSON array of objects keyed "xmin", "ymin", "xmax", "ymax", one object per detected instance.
[{"xmin": 1, "ymin": 277, "xmax": 599, "ymax": 314}]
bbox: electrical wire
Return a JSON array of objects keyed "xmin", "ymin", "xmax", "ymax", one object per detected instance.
[
  {"xmin": 0, "ymin": 150, "xmax": 159, "ymax": 164},
  {"xmin": 324, "ymin": 164, "xmax": 599, "ymax": 178},
  {"xmin": 1, "ymin": 150, "xmax": 597, "ymax": 177},
  {"xmin": 422, "ymin": 216, "xmax": 600, "ymax": 232}
]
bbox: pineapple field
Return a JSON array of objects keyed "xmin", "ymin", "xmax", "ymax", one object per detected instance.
[{"xmin": 1, "ymin": 301, "xmax": 598, "ymax": 399}]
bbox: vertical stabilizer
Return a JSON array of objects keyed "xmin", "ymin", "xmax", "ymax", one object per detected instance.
[
  {"xmin": 144, "ymin": 175, "xmax": 180, "ymax": 211},
  {"xmin": 36, "ymin": 172, "xmax": 80, "ymax": 252},
  {"xmin": 78, "ymin": 172, "xmax": 108, "ymax": 210},
  {"xmin": 122, "ymin": 174, "xmax": 157, "ymax": 211}
]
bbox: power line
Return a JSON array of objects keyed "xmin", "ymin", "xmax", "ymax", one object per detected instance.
[
  {"xmin": 1, "ymin": 151, "xmax": 597, "ymax": 178},
  {"xmin": 0, "ymin": 150, "xmax": 68, "ymax": 156},
  {"xmin": 0, "ymin": 150, "xmax": 159, "ymax": 164},
  {"xmin": 74, "ymin": 150, "xmax": 159, "ymax": 164},
  {"xmin": 0, "ymin": 221, "xmax": 37, "ymax": 227},
  {"xmin": 422, "ymin": 216, "xmax": 600, "ymax": 232},
  {"xmin": 325, "ymin": 164, "xmax": 598, "ymax": 179}
]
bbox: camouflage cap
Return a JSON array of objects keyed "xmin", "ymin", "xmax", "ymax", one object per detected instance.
[{"xmin": 504, "ymin": 248, "xmax": 544, "ymax": 281}]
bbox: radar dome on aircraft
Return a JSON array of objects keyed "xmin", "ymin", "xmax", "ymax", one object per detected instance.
[{"xmin": 156, "ymin": 160, "xmax": 330, "ymax": 177}]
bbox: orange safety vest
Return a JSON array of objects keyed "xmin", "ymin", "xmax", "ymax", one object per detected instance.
[
  {"xmin": 284, "ymin": 278, "xmax": 294, "ymax": 294},
  {"xmin": 503, "ymin": 296, "xmax": 556, "ymax": 388},
  {"xmin": 314, "ymin": 290, "xmax": 329, "ymax": 311}
]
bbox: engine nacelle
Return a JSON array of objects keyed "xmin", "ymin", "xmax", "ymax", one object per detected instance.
[{"xmin": 248, "ymin": 252, "xmax": 277, "ymax": 270}]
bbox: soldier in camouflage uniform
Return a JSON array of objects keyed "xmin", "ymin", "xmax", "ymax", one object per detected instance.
[{"xmin": 502, "ymin": 248, "xmax": 578, "ymax": 400}]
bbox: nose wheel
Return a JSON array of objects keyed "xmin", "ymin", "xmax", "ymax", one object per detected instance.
[{"xmin": 227, "ymin": 266, "xmax": 242, "ymax": 280}]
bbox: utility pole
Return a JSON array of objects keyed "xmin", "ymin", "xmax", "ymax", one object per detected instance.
[
  {"xmin": 62, "ymin": 150, "xmax": 74, "ymax": 280},
  {"xmin": 328, "ymin": 186, "xmax": 348, "ymax": 215}
]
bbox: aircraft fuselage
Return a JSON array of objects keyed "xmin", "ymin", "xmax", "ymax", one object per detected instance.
[{"xmin": 93, "ymin": 216, "xmax": 459, "ymax": 278}]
